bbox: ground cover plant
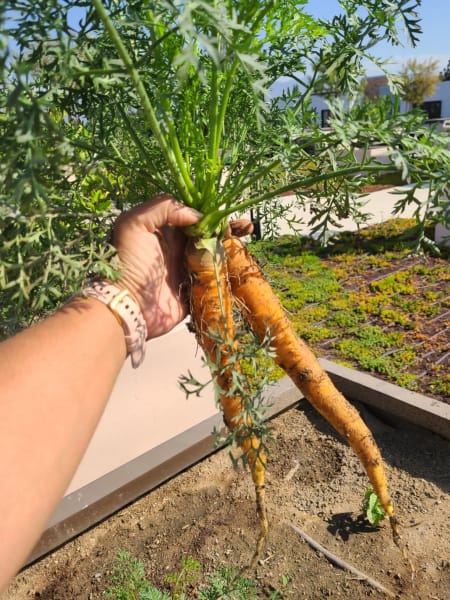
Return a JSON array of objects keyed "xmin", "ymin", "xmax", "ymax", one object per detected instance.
[
  {"xmin": 2, "ymin": 0, "xmax": 450, "ymax": 577},
  {"xmin": 250, "ymin": 218, "xmax": 450, "ymax": 404},
  {"xmin": 104, "ymin": 551, "xmax": 266, "ymax": 600}
]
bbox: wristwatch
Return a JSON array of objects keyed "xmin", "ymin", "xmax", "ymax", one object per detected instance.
[{"xmin": 82, "ymin": 281, "xmax": 147, "ymax": 368}]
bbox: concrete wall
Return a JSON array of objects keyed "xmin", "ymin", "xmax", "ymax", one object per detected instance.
[
  {"xmin": 424, "ymin": 80, "xmax": 450, "ymax": 119},
  {"xmin": 65, "ymin": 320, "xmax": 217, "ymax": 496}
]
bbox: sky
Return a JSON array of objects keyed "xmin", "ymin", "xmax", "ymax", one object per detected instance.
[
  {"xmin": 305, "ymin": 0, "xmax": 448, "ymax": 76},
  {"xmin": 9, "ymin": 1, "xmax": 447, "ymax": 81}
]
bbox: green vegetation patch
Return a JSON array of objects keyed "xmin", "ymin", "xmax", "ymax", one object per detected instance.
[
  {"xmin": 104, "ymin": 551, "xmax": 289, "ymax": 599},
  {"xmin": 249, "ymin": 219, "xmax": 450, "ymax": 403}
]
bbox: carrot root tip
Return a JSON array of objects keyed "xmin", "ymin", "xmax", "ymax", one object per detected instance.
[
  {"xmin": 390, "ymin": 515, "xmax": 400, "ymax": 546},
  {"xmin": 250, "ymin": 485, "xmax": 269, "ymax": 569}
]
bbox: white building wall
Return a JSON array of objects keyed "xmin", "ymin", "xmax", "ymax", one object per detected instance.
[
  {"xmin": 426, "ymin": 80, "xmax": 450, "ymax": 118},
  {"xmin": 311, "ymin": 94, "xmax": 329, "ymax": 126},
  {"xmin": 310, "ymin": 79, "xmax": 450, "ymax": 125}
]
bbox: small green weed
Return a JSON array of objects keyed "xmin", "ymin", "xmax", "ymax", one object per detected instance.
[
  {"xmin": 165, "ymin": 555, "xmax": 201, "ymax": 599},
  {"xmin": 104, "ymin": 551, "xmax": 171, "ymax": 600},
  {"xmin": 362, "ymin": 487, "xmax": 387, "ymax": 527},
  {"xmin": 198, "ymin": 566, "xmax": 257, "ymax": 599},
  {"xmin": 104, "ymin": 552, "xmax": 289, "ymax": 599}
]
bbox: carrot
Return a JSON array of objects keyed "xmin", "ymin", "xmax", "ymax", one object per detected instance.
[
  {"xmin": 223, "ymin": 235, "xmax": 399, "ymax": 542},
  {"xmin": 186, "ymin": 237, "xmax": 268, "ymax": 566}
]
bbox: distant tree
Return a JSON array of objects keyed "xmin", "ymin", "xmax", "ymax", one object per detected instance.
[
  {"xmin": 440, "ymin": 59, "xmax": 450, "ymax": 81},
  {"xmin": 399, "ymin": 58, "xmax": 441, "ymax": 108}
]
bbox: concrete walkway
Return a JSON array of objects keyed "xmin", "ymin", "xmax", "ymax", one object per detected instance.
[{"xmin": 258, "ymin": 184, "xmax": 430, "ymax": 238}]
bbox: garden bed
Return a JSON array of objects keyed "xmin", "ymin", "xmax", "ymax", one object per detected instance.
[
  {"xmin": 4, "ymin": 388, "xmax": 449, "ymax": 599},
  {"xmin": 250, "ymin": 218, "xmax": 450, "ymax": 405}
]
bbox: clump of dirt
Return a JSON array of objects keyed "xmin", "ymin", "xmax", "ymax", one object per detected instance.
[{"xmin": 4, "ymin": 401, "xmax": 449, "ymax": 599}]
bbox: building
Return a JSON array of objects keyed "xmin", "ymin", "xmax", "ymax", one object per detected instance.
[
  {"xmin": 379, "ymin": 79, "xmax": 450, "ymax": 125},
  {"xmin": 310, "ymin": 77, "xmax": 450, "ymax": 130}
]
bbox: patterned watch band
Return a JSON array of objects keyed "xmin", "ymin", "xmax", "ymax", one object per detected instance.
[{"xmin": 82, "ymin": 281, "xmax": 147, "ymax": 368}]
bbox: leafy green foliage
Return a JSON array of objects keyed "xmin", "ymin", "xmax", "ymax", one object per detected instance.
[
  {"xmin": 105, "ymin": 550, "xmax": 172, "ymax": 600},
  {"xmin": 179, "ymin": 326, "xmax": 277, "ymax": 469},
  {"xmin": 198, "ymin": 566, "xmax": 258, "ymax": 600},
  {"xmin": 164, "ymin": 555, "xmax": 201, "ymax": 600},
  {"xmin": 362, "ymin": 487, "xmax": 387, "ymax": 526},
  {"xmin": 104, "ymin": 552, "xmax": 266, "ymax": 599},
  {"xmin": 399, "ymin": 58, "xmax": 441, "ymax": 108},
  {"xmin": 1, "ymin": 0, "xmax": 449, "ymax": 336}
]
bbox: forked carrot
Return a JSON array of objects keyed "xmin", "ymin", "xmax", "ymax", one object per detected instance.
[
  {"xmin": 186, "ymin": 238, "xmax": 268, "ymax": 566},
  {"xmin": 223, "ymin": 235, "xmax": 399, "ymax": 542}
]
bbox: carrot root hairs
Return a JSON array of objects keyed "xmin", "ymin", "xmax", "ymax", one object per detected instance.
[{"xmin": 186, "ymin": 237, "xmax": 270, "ymax": 565}]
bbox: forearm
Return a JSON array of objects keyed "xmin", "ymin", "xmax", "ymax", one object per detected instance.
[{"xmin": 0, "ymin": 297, "xmax": 126, "ymax": 589}]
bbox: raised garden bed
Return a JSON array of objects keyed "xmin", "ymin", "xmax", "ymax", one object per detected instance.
[
  {"xmin": 249, "ymin": 218, "xmax": 450, "ymax": 405},
  {"xmin": 4, "ymin": 366, "xmax": 449, "ymax": 599}
]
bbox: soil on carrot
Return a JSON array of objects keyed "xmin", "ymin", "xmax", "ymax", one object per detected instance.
[
  {"xmin": 4, "ymin": 402, "xmax": 449, "ymax": 600},
  {"xmin": 3, "ymin": 217, "xmax": 450, "ymax": 600}
]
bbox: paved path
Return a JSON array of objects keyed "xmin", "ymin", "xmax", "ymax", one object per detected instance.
[{"xmin": 255, "ymin": 184, "xmax": 430, "ymax": 238}]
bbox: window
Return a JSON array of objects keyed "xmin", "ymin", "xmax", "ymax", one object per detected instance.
[
  {"xmin": 321, "ymin": 109, "xmax": 332, "ymax": 128},
  {"xmin": 420, "ymin": 101, "xmax": 442, "ymax": 120}
]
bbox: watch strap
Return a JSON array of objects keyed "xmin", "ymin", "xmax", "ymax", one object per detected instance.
[{"xmin": 82, "ymin": 281, "xmax": 147, "ymax": 368}]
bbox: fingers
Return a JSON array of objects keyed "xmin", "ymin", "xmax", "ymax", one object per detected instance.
[
  {"xmin": 114, "ymin": 194, "xmax": 202, "ymax": 237},
  {"xmin": 114, "ymin": 193, "xmax": 253, "ymax": 240},
  {"xmin": 226, "ymin": 218, "xmax": 254, "ymax": 238}
]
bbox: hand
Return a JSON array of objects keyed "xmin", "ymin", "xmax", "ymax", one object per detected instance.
[
  {"xmin": 112, "ymin": 194, "xmax": 201, "ymax": 339},
  {"xmin": 112, "ymin": 195, "xmax": 254, "ymax": 340}
]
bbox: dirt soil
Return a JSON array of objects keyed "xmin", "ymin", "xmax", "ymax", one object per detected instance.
[{"xmin": 4, "ymin": 399, "xmax": 449, "ymax": 600}]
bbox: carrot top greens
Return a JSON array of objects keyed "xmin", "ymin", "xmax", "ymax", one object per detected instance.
[{"xmin": 2, "ymin": 0, "xmax": 450, "ymax": 331}]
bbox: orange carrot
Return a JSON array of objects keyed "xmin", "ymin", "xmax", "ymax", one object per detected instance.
[
  {"xmin": 186, "ymin": 238, "xmax": 268, "ymax": 565},
  {"xmin": 223, "ymin": 235, "xmax": 399, "ymax": 541}
]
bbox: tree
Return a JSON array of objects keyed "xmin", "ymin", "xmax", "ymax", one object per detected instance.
[{"xmin": 399, "ymin": 58, "xmax": 441, "ymax": 108}]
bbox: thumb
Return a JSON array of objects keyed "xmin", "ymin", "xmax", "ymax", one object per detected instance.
[{"xmin": 114, "ymin": 194, "xmax": 202, "ymax": 235}]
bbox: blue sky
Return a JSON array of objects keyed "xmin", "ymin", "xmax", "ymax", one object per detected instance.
[
  {"xmin": 306, "ymin": 0, "xmax": 448, "ymax": 76},
  {"xmin": 11, "ymin": 1, "xmax": 448, "ymax": 79}
]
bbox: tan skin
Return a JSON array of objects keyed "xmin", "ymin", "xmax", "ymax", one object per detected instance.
[{"xmin": 0, "ymin": 194, "xmax": 252, "ymax": 592}]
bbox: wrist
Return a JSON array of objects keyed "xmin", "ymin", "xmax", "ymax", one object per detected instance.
[{"xmin": 81, "ymin": 280, "xmax": 148, "ymax": 368}]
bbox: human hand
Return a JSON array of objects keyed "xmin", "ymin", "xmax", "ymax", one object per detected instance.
[
  {"xmin": 112, "ymin": 195, "xmax": 254, "ymax": 340},
  {"xmin": 112, "ymin": 194, "xmax": 201, "ymax": 339}
]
